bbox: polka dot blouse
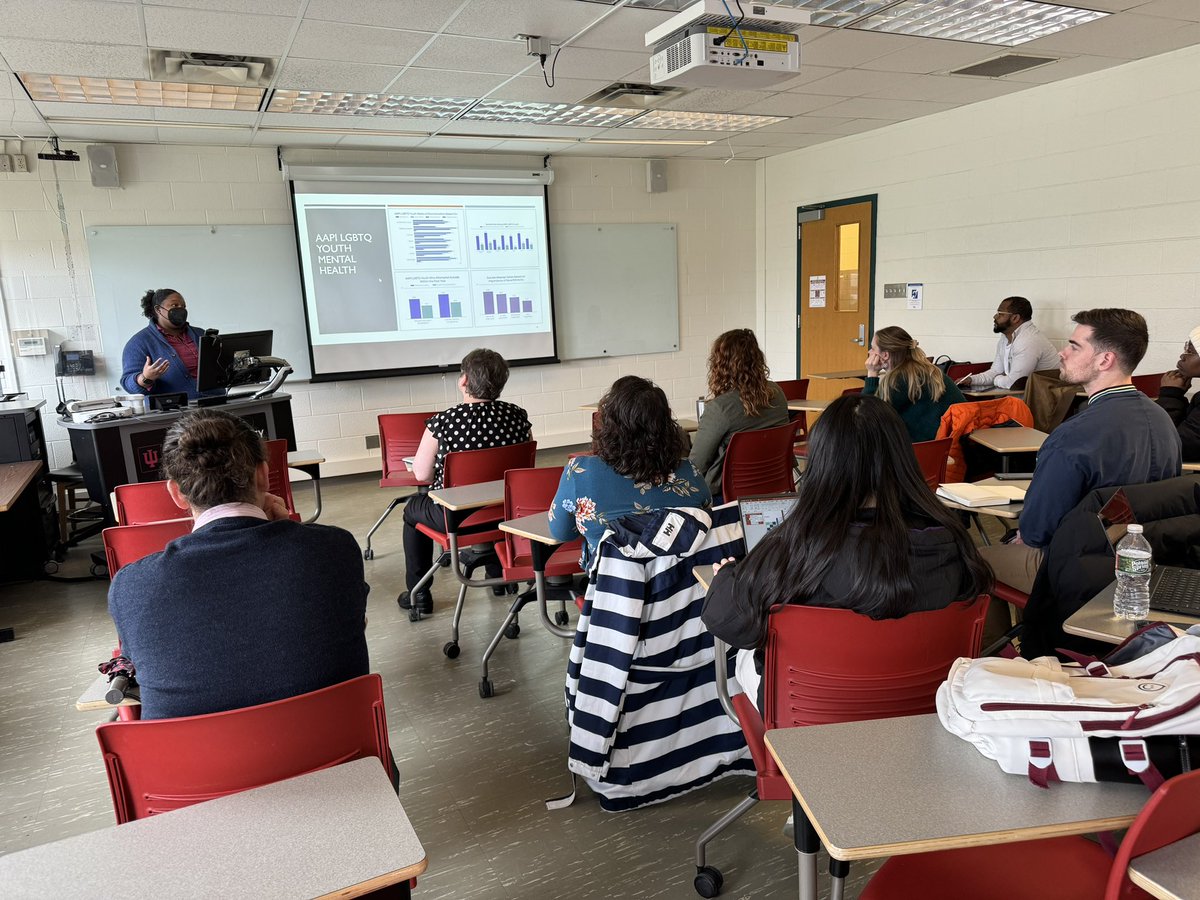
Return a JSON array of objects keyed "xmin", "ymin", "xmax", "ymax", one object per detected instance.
[{"xmin": 426, "ymin": 400, "xmax": 533, "ymax": 490}]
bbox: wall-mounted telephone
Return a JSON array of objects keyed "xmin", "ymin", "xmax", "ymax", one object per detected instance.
[{"xmin": 56, "ymin": 348, "xmax": 96, "ymax": 377}]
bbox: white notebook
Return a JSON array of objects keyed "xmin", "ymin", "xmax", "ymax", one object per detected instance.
[{"xmin": 936, "ymin": 482, "xmax": 1026, "ymax": 507}]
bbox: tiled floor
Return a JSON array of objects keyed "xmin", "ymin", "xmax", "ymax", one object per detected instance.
[{"xmin": 0, "ymin": 453, "xmax": 911, "ymax": 899}]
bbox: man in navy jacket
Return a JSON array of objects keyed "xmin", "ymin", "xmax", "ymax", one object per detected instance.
[{"xmin": 980, "ymin": 308, "xmax": 1181, "ymax": 593}]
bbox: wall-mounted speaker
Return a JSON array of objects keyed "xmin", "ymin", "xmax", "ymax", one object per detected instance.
[
  {"xmin": 646, "ymin": 159, "xmax": 667, "ymax": 193},
  {"xmin": 86, "ymin": 144, "xmax": 120, "ymax": 188}
]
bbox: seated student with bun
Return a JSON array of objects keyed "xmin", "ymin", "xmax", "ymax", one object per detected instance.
[
  {"xmin": 107, "ymin": 409, "xmax": 370, "ymax": 722},
  {"xmin": 689, "ymin": 328, "xmax": 790, "ymax": 498},
  {"xmin": 701, "ymin": 394, "xmax": 992, "ymax": 708},
  {"xmin": 863, "ymin": 325, "xmax": 966, "ymax": 442}
]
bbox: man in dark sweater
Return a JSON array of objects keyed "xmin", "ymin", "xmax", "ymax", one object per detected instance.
[
  {"xmin": 980, "ymin": 309, "xmax": 1181, "ymax": 593},
  {"xmin": 108, "ymin": 410, "xmax": 369, "ymax": 721},
  {"xmin": 1156, "ymin": 325, "xmax": 1200, "ymax": 461}
]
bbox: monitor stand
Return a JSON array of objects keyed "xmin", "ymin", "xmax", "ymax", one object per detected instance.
[{"xmin": 197, "ymin": 395, "xmax": 228, "ymax": 408}]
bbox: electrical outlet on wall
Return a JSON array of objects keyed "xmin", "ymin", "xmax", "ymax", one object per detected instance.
[
  {"xmin": 0, "ymin": 155, "xmax": 12, "ymax": 173},
  {"xmin": 12, "ymin": 154, "xmax": 28, "ymax": 173}
]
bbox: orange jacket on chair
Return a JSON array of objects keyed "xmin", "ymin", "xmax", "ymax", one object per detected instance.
[{"xmin": 935, "ymin": 397, "xmax": 1034, "ymax": 483}]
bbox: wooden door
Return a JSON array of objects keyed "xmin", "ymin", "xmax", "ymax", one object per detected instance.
[{"xmin": 797, "ymin": 199, "xmax": 875, "ymax": 402}]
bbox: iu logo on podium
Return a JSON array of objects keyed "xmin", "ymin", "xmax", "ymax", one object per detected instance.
[{"xmin": 141, "ymin": 448, "xmax": 160, "ymax": 470}]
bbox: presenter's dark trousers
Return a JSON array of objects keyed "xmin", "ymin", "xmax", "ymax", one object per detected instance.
[{"xmin": 402, "ymin": 492, "xmax": 444, "ymax": 592}]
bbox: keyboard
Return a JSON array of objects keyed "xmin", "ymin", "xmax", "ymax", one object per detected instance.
[{"xmin": 1149, "ymin": 567, "xmax": 1200, "ymax": 616}]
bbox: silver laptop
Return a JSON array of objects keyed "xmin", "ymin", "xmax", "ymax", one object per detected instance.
[{"xmin": 738, "ymin": 493, "xmax": 798, "ymax": 553}]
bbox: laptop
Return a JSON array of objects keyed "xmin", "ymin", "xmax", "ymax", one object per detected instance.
[
  {"xmin": 696, "ymin": 398, "xmax": 707, "ymax": 421},
  {"xmin": 738, "ymin": 493, "xmax": 798, "ymax": 553},
  {"xmin": 1097, "ymin": 489, "xmax": 1200, "ymax": 617}
]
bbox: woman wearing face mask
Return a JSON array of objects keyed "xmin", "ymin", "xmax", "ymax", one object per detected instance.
[{"xmin": 121, "ymin": 288, "xmax": 216, "ymax": 400}]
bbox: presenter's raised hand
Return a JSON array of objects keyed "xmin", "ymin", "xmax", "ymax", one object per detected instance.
[{"xmin": 141, "ymin": 356, "xmax": 170, "ymax": 382}]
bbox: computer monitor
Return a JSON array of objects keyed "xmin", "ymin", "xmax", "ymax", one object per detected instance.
[{"xmin": 196, "ymin": 329, "xmax": 274, "ymax": 394}]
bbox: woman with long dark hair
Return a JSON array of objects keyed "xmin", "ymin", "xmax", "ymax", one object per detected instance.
[
  {"xmin": 863, "ymin": 325, "xmax": 965, "ymax": 441},
  {"xmin": 701, "ymin": 393, "xmax": 992, "ymax": 705},
  {"xmin": 689, "ymin": 329, "xmax": 790, "ymax": 496},
  {"xmin": 549, "ymin": 375, "xmax": 710, "ymax": 567}
]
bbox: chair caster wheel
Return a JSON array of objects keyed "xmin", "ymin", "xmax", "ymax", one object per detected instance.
[
  {"xmin": 409, "ymin": 608, "xmax": 422, "ymax": 623},
  {"xmin": 479, "ymin": 678, "xmax": 494, "ymax": 699},
  {"xmin": 694, "ymin": 865, "xmax": 723, "ymax": 898},
  {"xmin": 43, "ymin": 560, "xmax": 59, "ymax": 575},
  {"xmin": 503, "ymin": 622, "xmax": 520, "ymax": 639},
  {"xmin": 90, "ymin": 564, "xmax": 107, "ymax": 578},
  {"xmin": 363, "ymin": 548, "xmax": 374, "ymax": 560},
  {"xmin": 439, "ymin": 555, "xmax": 451, "ymax": 567},
  {"xmin": 443, "ymin": 641, "xmax": 460, "ymax": 659},
  {"xmin": 554, "ymin": 611, "xmax": 569, "ymax": 626}
]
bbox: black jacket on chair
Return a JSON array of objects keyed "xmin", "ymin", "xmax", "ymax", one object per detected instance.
[
  {"xmin": 1156, "ymin": 386, "xmax": 1200, "ymax": 462},
  {"xmin": 1020, "ymin": 475, "xmax": 1200, "ymax": 660}
]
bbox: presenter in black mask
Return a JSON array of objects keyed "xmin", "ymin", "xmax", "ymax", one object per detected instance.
[{"xmin": 121, "ymin": 288, "xmax": 219, "ymax": 400}]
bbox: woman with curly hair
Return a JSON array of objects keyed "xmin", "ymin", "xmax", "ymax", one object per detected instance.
[
  {"xmin": 549, "ymin": 375, "xmax": 710, "ymax": 568},
  {"xmin": 688, "ymin": 329, "xmax": 789, "ymax": 496},
  {"xmin": 863, "ymin": 325, "xmax": 965, "ymax": 442}
]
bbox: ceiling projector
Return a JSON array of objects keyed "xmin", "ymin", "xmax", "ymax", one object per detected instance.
[{"xmin": 645, "ymin": 1, "xmax": 811, "ymax": 88}]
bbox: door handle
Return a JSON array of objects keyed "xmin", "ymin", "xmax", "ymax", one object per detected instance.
[{"xmin": 851, "ymin": 323, "xmax": 865, "ymax": 346}]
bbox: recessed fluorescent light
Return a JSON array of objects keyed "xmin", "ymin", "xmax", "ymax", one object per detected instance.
[
  {"xmin": 19, "ymin": 73, "xmax": 263, "ymax": 109},
  {"xmin": 461, "ymin": 100, "xmax": 640, "ymax": 127},
  {"xmin": 589, "ymin": 137, "xmax": 713, "ymax": 145},
  {"xmin": 268, "ymin": 90, "xmax": 473, "ymax": 117},
  {"xmin": 853, "ymin": 0, "xmax": 1109, "ymax": 47},
  {"xmin": 623, "ymin": 110, "xmax": 788, "ymax": 131}
]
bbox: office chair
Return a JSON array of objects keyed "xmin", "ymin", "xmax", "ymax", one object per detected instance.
[
  {"xmin": 102, "ymin": 519, "xmax": 193, "ymax": 578},
  {"xmin": 95, "ymin": 673, "xmax": 393, "ymax": 824},
  {"xmin": 720, "ymin": 422, "xmax": 800, "ymax": 503},
  {"xmin": 694, "ymin": 598, "xmax": 989, "ymax": 898},
  {"xmin": 945, "ymin": 362, "xmax": 991, "ymax": 382},
  {"xmin": 363, "ymin": 412, "xmax": 434, "ymax": 561},
  {"xmin": 113, "ymin": 481, "xmax": 185, "ymax": 526},
  {"xmin": 1131, "ymin": 372, "xmax": 1165, "ymax": 400},
  {"xmin": 264, "ymin": 439, "xmax": 301, "ymax": 522}
]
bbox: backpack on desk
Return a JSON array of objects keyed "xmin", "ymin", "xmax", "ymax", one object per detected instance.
[{"xmin": 937, "ymin": 624, "xmax": 1200, "ymax": 790}]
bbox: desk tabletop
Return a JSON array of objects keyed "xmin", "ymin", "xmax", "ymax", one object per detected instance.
[
  {"xmin": 0, "ymin": 758, "xmax": 426, "ymax": 900},
  {"xmin": 76, "ymin": 673, "xmax": 140, "ymax": 711},
  {"xmin": 0, "ymin": 399, "xmax": 45, "ymax": 413},
  {"xmin": 428, "ymin": 479, "xmax": 505, "ymax": 511},
  {"xmin": 787, "ymin": 398, "xmax": 830, "ymax": 412},
  {"xmin": 807, "ymin": 369, "xmax": 868, "ymax": 380},
  {"xmin": 1063, "ymin": 583, "xmax": 1200, "ymax": 645},
  {"xmin": 1128, "ymin": 832, "xmax": 1200, "ymax": 900},
  {"xmin": 499, "ymin": 511, "xmax": 558, "ymax": 545},
  {"xmin": 765, "ymin": 714, "xmax": 1146, "ymax": 862},
  {"xmin": 968, "ymin": 426, "xmax": 1047, "ymax": 454},
  {"xmin": 962, "ymin": 387, "xmax": 1024, "ymax": 399},
  {"xmin": 693, "ymin": 564, "xmax": 713, "ymax": 590},
  {"xmin": 0, "ymin": 461, "xmax": 43, "ymax": 512},
  {"xmin": 1183, "ymin": 462, "xmax": 1200, "ymax": 473},
  {"xmin": 936, "ymin": 476, "xmax": 1029, "ymax": 520},
  {"xmin": 286, "ymin": 451, "xmax": 325, "ymax": 468}
]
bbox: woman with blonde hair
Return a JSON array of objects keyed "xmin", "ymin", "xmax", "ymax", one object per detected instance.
[
  {"xmin": 863, "ymin": 325, "xmax": 965, "ymax": 441},
  {"xmin": 689, "ymin": 328, "xmax": 790, "ymax": 497}
]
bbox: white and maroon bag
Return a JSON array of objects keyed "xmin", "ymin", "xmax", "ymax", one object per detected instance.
[{"xmin": 937, "ymin": 624, "xmax": 1200, "ymax": 790}]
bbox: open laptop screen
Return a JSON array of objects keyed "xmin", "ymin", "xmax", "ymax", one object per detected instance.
[{"xmin": 738, "ymin": 493, "xmax": 798, "ymax": 553}]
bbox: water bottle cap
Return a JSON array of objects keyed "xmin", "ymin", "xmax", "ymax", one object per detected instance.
[{"xmin": 1127, "ymin": 524, "xmax": 1143, "ymax": 533}]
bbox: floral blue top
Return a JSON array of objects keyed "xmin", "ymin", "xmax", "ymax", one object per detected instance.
[{"xmin": 548, "ymin": 454, "xmax": 711, "ymax": 569}]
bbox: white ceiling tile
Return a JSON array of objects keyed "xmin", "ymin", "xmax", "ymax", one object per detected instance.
[
  {"xmin": 38, "ymin": 101, "xmax": 157, "ymax": 120},
  {"xmin": 50, "ymin": 123, "xmax": 160, "ymax": 142},
  {"xmin": 438, "ymin": 120, "xmax": 607, "ymax": 139},
  {"xmin": 155, "ymin": 125, "xmax": 249, "ymax": 144},
  {"xmin": 288, "ymin": 22, "xmax": 432, "ymax": 66},
  {"xmin": 999, "ymin": 54, "xmax": 1124, "ymax": 84},
  {"xmin": 386, "ymin": 68, "xmax": 507, "ymax": 100},
  {"xmin": 0, "ymin": 1, "xmax": 141, "ymax": 44},
  {"xmin": 750, "ymin": 115, "xmax": 860, "ymax": 134},
  {"xmin": 660, "ymin": 88, "xmax": 775, "ymax": 113},
  {"xmin": 1136, "ymin": 0, "xmax": 1200, "ymax": 21},
  {"xmin": 1073, "ymin": 0, "xmax": 1157, "ymax": 10},
  {"xmin": 488, "ymin": 138, "xmax": 590, "ymax": 153},
  {"xmin": 799, "ymin": 29, "xmax": 925, "ymax": 69},
  {"xmin": 598, "ymin": 125, "xmax": 732, "ymax": 140},
  {"xmin": 729, "ymin": 129, "xmax": 835, "ymax": 147},
  {"xmin": 908, "ymin": 76, "xmax": 1032, "ymax": 104},
  {"xmin": 145, "ymin": 0, "xmax": 303, "ymax": 14},
  {"xmin": 529, "ymin": 46, "xmax": 649, "ymax": 82},
  {"xmin": 859, "ymin": 39, "xmax": 998, "ymax": 75},
  {"xmin": 251, "ymin": 128, "xmax": 341, "ymax": 146},
  {"xmin": 571, "ymin": 7, "xmax": 675, "ymax": 52},
  {"xmin": 151, "ymin": 108, "xmax": 260, "ymax": 124},
  {"xmin": 449, "ymin": 0, "xmax": 602, "ymax": 42},
  {"xmin": 827, "ymin": 117, "xmax": 901, "ymax": 135},
  {"xmin": 678, "ymin": 143, "xmax": 774, "ymax": 159},
  {"xmin": 257, "ymin": 111, "xmax": 436, "ymax": 132},
  {"xmin": 144, "ymin": 6, "xmax": 296, "ymax": 56},
  {"xmin": 774, "ymin": 65, "xmax": 844, "ymax": 91},
  {"xmin": 1021, "ymin": 12, "xmax": 1200, "ymax": 58},
  {"xmin": 413, "ymin": 135, "xmax": 507, "ymax": 151},
  {"xmin": 815, "ymin": 96, "xmax": 960, "ymax": 120},
  {"xmin": 738, "ymin": 92, "xmax": 848, "ymax": 116},
  {"xmin": 801, "ymin": 68, "xmax": 925, "ymax": 98},
  {"xmin": 305, "ymin": 0, "xmax": 455, "ymax": 31},
  {"xmin": 413, "ymin": 35, "xmax": 535, "ymax": 76},
  {"xmin": 0, "ymin": 40, "xmax": 149, "ymax": 79},
  {"xmin": 333, "ymin": 133, "xmax": 431, "ymax": 148},
  {"xmin": 274, "ymin": 59, "xmax": 406, "ymax": 93},
  {"xmin": 483, "ymin": 74, "xmax": 616, "ymax": 105}
]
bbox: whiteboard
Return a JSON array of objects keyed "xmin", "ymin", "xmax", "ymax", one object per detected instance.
[
  {"xmin": 87, "ymin": 225, "xmax": 312, "ymax": 382},
  {"xmin": 550, "ymin": 223, "xmax": 679, "ymax": 360}
]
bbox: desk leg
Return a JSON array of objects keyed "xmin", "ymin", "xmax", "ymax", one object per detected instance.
[
  {"xmin": 829, "ymin": 857, "xmax": 850, "ymax": 900},
  {"xmin": 794, "ymin": 796, "xmax": 818, "ymax": 900}
]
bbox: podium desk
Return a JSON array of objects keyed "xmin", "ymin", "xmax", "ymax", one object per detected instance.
[{"xmin": 63, "ymin": 393, "xmax": 295, "ymax": 523}]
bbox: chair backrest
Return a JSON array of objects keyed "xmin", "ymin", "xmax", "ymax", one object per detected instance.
[
  {"xmin": 841, "ymin": 386, "xmax": 863, "ymax": 397},
  {"xmin": 777, "ymin": 379, "xmax": 810, "ymax": 442},
  {"xmin": 1131, "ymin": 372, "xmax": 1163, "ymax": 400},
  {"xmin": 911, "ymin": 437, "xmax": 952, "ymax": 491},
  {"xmin": 113, "ymin": 481, "xmax": 184, "ymax": 526},
  {"xmin": 442, "ymin": 440, "xmax": 538, "ymax": 489},
  {"xmin": 95, "ymin": 674, "xmax": 392, "ymax": 824},
  {"xmin": 263, "ymin": 439, "xmax": 300, "ymax": 521},
  {"xmin": 378, "ymin": 412, "xmax": 433, "ymax": 482},
  {"xmin": 721, "ymin": 422, "xmax": 798, "ymax": 502},
  {"xmin": 501, "ymin": 466, "xmax": 583, "ymax": 564},
  {"xmin": 103, "ymin": 519, "xmax": 193, "ymax": 577},
  {"xmin": 1106, "ymin": 767, "xmax": 1200, "ymax": 899},
  {"xmin": 945, "ymin": 362, "xmax": 991, "ymax": 382}
]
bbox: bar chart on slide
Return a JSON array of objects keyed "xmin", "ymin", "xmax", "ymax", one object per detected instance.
[
  {"xmin": 388, "ymin": 207, "xmax": 465, "ymax": 268},
  {"xmin": 481, "ymin": 291, "xmax": 534, "ymax": 316},
  {"xmin": 408, "ymin": 293, "xmax": 465, "ymax": 320},
  {"xmin": 466, "ymin": 207, "xmax": 541, "ymax": 268},
  {"xmin": 475, "ymin": 232, "xmax": 533, "ymax": 253}
]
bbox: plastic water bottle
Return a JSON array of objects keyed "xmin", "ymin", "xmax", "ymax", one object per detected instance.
[{"xmin": 1113, "ymin": 524, "xmax": 1152, "ymax": 621}]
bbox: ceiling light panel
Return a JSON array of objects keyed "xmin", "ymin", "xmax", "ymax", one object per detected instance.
[
  {"xmin": 20, "ymin": 73, "xmax": 263, "ymax": 109},
  {"xmin": 625, "ymin": 109, "xmax": 788, "ymax": 131},
  {"xmin": 852, "ymin": 0, "xmax": 1109, "ymax": 47},
  {"xmin": 268, "ymin": 91, "xmax": 472, "ymax": 117},
  {"xmin": 461, "ymin": 100, "xmax": 640, "ymax": 127}
]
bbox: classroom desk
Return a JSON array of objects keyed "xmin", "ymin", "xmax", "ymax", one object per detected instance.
[
  {"xmin": 764, "ymin": 713, "xmax": 1148, "ymax": 900},
  {"xmin": 936, "ymin": 476, "xmax": 1028, "ymax": 545},
  {"xmin": 962, "ymin": 387, "xmax": 1024, "ymax": 399},
  {"xmin": 807, "ymin": 369, "xmax": 868, "ymax": 381},
  {"xmin": 693, "ymin": 564, "xmax": 713, "ymax": 591},
  {"xmin": 1128, "ymin": 832, "xmax": 1200, "ymax": 900},
  {"xmin": 76, "ymin": 673, "xmax": 140, "ymax": 712},
  {"xmin": 967, "ymin": 426, "xmax": 1047, "ymax": 473},
  {"xmin": 498, "ymin": 511, "xmax": 576, "ymax": 640},
  {"xmin": 0, "ymin": 460, "xmax": 46, "ymax": 638},
  {"xmin": 286, "ymin": 450, "xmax": 324, "ymax": 523},
  {"xmin": 786, "ymin": 398, "xmax": 830, "ymax": 413},
  {"xmin": 1183, "ymin": 462, "xmax": 1200, "ymax": 473},
  {"xmin": 1063, "ymin": 582, "xmax": 1200, "ymax": 645},
  {"xmin": 0, "ymin": 757, "xmax": 426, "ymax": 900},
  {"xmin": 428, "ymin": 479, "xmax": 505, "ymax": 512},
  {"xmin": 0, "ymin": 460, "xmax": 41, "ymax": 513}
]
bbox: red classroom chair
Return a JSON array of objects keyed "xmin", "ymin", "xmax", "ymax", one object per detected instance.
[
  {"xmin": 979, "ymin": 579, "xmax": 1030, "ymax": 657},
  {"xmin": 912, "ymin": 437, "xmax": 952, "ymax": 492},
  {"xmin": 860, "ymin": 764, "xmax": 1200, "ymax": 900},
  {"xmin": 113, "ymin": 481, "xmax": 186, "ymax": 526},
  {"xmin": 102, "ymin": 519, "xmax": 193, "ymax": 578},
  {"xmin": 363, "ymin": 412, "xmax": 434, "ymax": 561},
  {"xmin": 694, "ymin": 597, "xmax": 989, "ymax": 898},
  {"xmin": 720, "ymin": 421, "xmax": 799, "ymax": 502},
  {"xmin": 776, "ymin": 378, "xmax": 810, "ymax": 456},
  {"xmin": 945, "ymin": 362, "xmax": 991, "ymax": 383},
  {"xmin": 264, "ymin": 439, "xmax": 301, "ymax": 522},
  {"xmin": 1131, "ymin": 372, "xmax": 1164, "ymax": 400},
  {"xmin": 95, "ymin": 673, "xmax": 393, "ymax": 824}
]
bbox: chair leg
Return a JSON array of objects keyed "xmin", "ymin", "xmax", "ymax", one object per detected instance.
[
  {"xmin": 694, "ymin": 790, "xmax": 759, "ymax": 868},
  {"xmin": 363, "ymin": 496, "xmax": 405, "ymax": 559},
  {"xmin": 478, "ymin": 589, "xmax": 534, "ymax": 695},
  {"xmin": 450, "ymin": 582, "xmax": 469, "ymax": 643},
  {"xmin": 981, "ymin": 622, "xmax": 1024, "ymax": 657},
  {"xmin": 404, "ymin": 553, "xmax": 446, "ymax": 622}
]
